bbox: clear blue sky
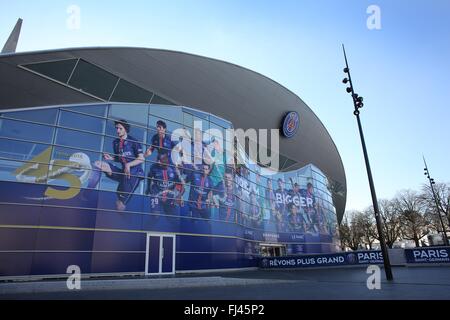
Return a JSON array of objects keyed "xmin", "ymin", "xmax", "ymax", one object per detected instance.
[{"xmin": 1, "ymin": 0, "xmax": 449, "ymax": 212}]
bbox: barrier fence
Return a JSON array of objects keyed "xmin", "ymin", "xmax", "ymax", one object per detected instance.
[{"xmin": 259, "ymin": 247, "xmax": 450, "ymax": 269}]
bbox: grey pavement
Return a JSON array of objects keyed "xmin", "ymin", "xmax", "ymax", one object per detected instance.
[{"xmin": 1, "ymin": 266, "xmax": 450, "ymax": 300}]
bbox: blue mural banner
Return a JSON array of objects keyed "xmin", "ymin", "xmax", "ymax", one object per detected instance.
[
  {"xmin": 259, "ymin": 250, "xmax": 384, "ymax": 268},
  {"xmin": 405, "ymin": 247, "xmax": 450, "ymax": 264},
  {"xmin": 0, "ymin": 103, "xmax": 342, "ymax": 277}
]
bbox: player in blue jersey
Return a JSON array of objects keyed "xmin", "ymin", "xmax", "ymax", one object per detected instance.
[
  {"xmin": 217, "ymin": 171, "xmax": 235, "ymax": 222},
  {"xmin": 287, "ymin": 202, "xmax": 302, "ymax": 232},
  {"xmin": 274, "ymin": 178, "xmax": 288, "ymax": 230},
  {"xmin": 305, "ymin": 182, "xmax": 319, "ymax": 233},
  {"xmin": 264, "ymin": 178, "xmax": 276, "ymax": 223},
  {"xmin": 204, "ymin": 136, "xmax": 225, "ymax": 220},
  {"xmin": 249, "ymin": 190, "xmax": 262, "ymax": 228},
  {"xmin": 186, "ymin": 163, "xmax": 214, "ymax": 219},
  {"xmin": 288, "ymin": 177, "xmax": 304, "ymax": 232},
  {"xmin": 145, "ymin": 120, "xmax": 176, "ymax": 162},
  {"xmin": 146, "ymin": 153, "xmax": 184, "ymax": 215},
  {"xmin": 95, "ymin": 119, "xmax": 144, "ymax": 211},
  {"xmin": 235, "ymin": 166, "xmax": 250, "ymax": 225}
]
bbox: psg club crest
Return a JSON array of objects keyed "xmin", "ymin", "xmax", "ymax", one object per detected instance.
[
  {"xmin": 261, "ymin": 258, "xmax": 269, "ymax": 268},
  {"xmin": 282, "ymin": 111, "xmax": 299, "ymax": 138},
  {"xmin": 346, "ymin": 253, "xmax": 357, "ymax": 264}
]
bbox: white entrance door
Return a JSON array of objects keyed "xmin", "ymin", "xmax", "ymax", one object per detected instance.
[{"xmin": 145, "ymin": 233, "xmax": 176, "ymax": 275}]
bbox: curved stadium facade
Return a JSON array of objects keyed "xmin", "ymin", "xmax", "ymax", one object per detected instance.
[{"xmin": 0, "ymin": 47, "xmax": 346, "ymax": 278}]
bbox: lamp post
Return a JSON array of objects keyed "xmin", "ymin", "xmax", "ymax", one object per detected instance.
[
  {"xmin": 423, "ymin": 157, "xmax": 449, "ymax": 246},
  {"xmin": 342, "ymin": 45, "xmax": 393, "ymax": 280}
]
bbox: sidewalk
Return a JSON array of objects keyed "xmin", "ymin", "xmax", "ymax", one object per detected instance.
[
  {"xmin": 1, "ymin": 266, "xmax": 450, "ymax": 299},
  {"xmin": 0, "ymin": 275, "xmax": 294, "ymax": 295}
]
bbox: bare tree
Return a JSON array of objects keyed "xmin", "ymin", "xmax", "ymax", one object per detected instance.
[
  {"xmin": 338, "ymin": 216, "xmax": 351, "ymax": 251},
  {"xmin": 353, "ymin": 209, "xmax": 376, "ymax": 249},
  {"xmin": 339, "ymin": 211, "xmax": 365, "ymax": 251},
  {"xmin": 366, "ymin": 199, "xmax": 402, "ymax": 248},
  {"xmin": 394, "ymin": 190, "xmax": 430, "ymax": 247}
]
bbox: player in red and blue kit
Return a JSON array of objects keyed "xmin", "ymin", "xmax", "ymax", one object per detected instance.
[
  {"xmin": 217, "ymin": 171, "xmax": 235, "ymax": 222},
  {"xmin": 186, "ymin": 163, "xmax": 213, "ymax": 219},
  {"xmin": 146, "ymin": 153, "xmax": 184, "ymax": 215},
  {"xmin": 274, "ymin": 178, "xmax": 288, "ymax": 230},
  {"xmin": 95, "ymin": 119, "xmax": 144, "ymax": 211},
  {"xmin": 145, "ymin": 120, "xmax": 176, "ymax": 162},
  {"xmin": 304, "ymin": 182, "xmax": 319, "ymax": 233}
]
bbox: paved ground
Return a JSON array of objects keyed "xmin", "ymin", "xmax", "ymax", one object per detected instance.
[{"xmin": 1, "ymin": 266, "xmax": 450, "ymax": 300}]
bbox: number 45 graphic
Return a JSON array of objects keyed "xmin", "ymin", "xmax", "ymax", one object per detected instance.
[{"xmin": 14, "ymin": 147, "xmax": 83, "ymax": 200}]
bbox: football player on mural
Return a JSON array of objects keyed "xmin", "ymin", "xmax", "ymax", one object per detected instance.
[
  {"xmin": 217, "ymin": 170, "xmax": 235, "ymax": 222},
  {"xmin": 185, "ymin": 162, "xmax": 214, "ymax": 219},
  {"xmin": 94, "ymin": 119, "xmax": 144, "ymax": 211},
  {"xmin": 203, "ymin": 136, "xmax": 226, "ymax": 220},
  {"xmin": 288, "ymin": 177, "xmax": 303, "ymax": 232},
  {"xmin": 146, "ymin": 152, "xmax": 184, "ymax": 215},
  {"xmin": 264, "ymin": 178, "xmax": 276, "ymax": 227},
  {"xmin": 249, "ymin": 189, "xmax": 263, "ymax": 228},
  {"xmin": 235, "ymin": 166, "xmax": 251, "ymax": 226},
  {"xmin": 287, "ymin": 202, "xmax": 302, "ymax": 232},
  {"xmin": 145, "ymin": 120, "xmax": 176, "ymax": 162},
  {"xmin": 303, "ymin": 182, "xmax": 319, "ymax": 233},
  {"xmin": 274, "ymin": 178, "xmax": 288, "ymax": 230}
]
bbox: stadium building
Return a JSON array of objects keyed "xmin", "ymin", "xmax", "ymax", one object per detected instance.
[{"xmin": 0, "ymin": 20, "xmax": 346, "ymax": 278}]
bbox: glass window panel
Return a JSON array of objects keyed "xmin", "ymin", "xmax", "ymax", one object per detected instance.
[
  {"xmin": 184, "ymin": 108, "xmax": 209, "ymax": 120},
  {"xmin": 150, "ymin": 95, "xmax": 175, "ymax": 106},
  {"xmin": 210, "ymin": 114, "xmax": 232, "ymax": 129},
  {"xmin": 1, "ymin": 108, "xmax": 58, "ymax": 126},
  {"xmin": 0, "ymin": 138, "xmax": 50, "ymax": 162},
  {"xmin": 105, "ymin": 120, "xmax": 146, "ymax": 144},
  {"xmin": 23, "ymin": 59, "xmax": 78, "ymax": 84},
  {"xmin": 58, "ymin": 110, "xmax": 106, "ymax": 134},
  {"xmin": 0, "ymin": 118, "xmax": 54, "ymax": 144},
  {"xmin": 109, "ymin": 104, "xmax": 149, "ymax": 127},
  {"xmin": 150, "ymin": 105, "xmax": 183, "ymax": 124},
  {"xmin": 0, "ymin": 159, "xmax": 48, "ymax": 184},
  {"xmin": 62, "ymin": 104, "xmax": 107, "ymax": 117},
  {"xmin": 183, "ymin": 112, "xmax": 193, "ymax": 128},
  {"xmin": 282, "ymin": 157, "xmax": 297, "ymax": 170},
  {"xmin": 55, "ymin": 128, "xmax": 102, "ymax": 151},
  {"xmin": 110, "ymin": 80, "xmax": 153, "ymax": 103},
  {"xmin": 68, "ymin": 59, "xmax": 118, "ymax": 100}
]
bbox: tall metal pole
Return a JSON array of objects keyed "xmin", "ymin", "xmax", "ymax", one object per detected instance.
[
  {"xmin": 423, "ymin": 157, "xmax": 449, "ymax": 246},
  {"xmin": 342, "ymin": 45, "xmax": 393, "ymax": 280}
]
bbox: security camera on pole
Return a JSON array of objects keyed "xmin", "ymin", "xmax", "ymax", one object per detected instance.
[{"xmin": 342, "ymin": 45, "xmax": 393, "ymax": 281}]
